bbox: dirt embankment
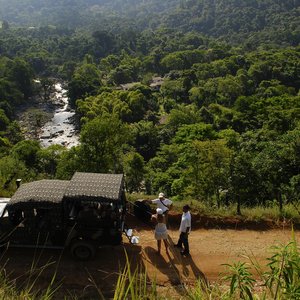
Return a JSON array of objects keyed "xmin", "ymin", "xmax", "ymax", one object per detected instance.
[
  {"xmin": 127, "ymin": 208, "xmax": 299, "ymax": 232},
  {"xmin": 170, "ymin": 212, "xmax": 300, "ymax": 230}
]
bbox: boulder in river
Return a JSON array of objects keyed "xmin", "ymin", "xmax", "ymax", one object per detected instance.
[{"xmin": 41, "ymin": 133, "xmax": 51, "ymax": 139}]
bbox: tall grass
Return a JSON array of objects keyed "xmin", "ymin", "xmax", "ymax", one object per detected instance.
[
  {"xmin": 186, "ymin": 279, "xmax": 227, "ymax": 300},
  {"xmin": 128, "ymin": 193, "xmax": 300, "ymax": 223},
  {"xmin": 100, "ymin": 250, "xmax": 158, "ymax": 300},
  {"xmin": 184, "ymin": 201, "xmax": 300, "ymax": 223},
  {"xmin": 219, "ymin": 229, "xmax": 300, "ymax": 300},
  {"xmin": 0, "ymin": 244, "xmax": 62, "ymax": 300}
]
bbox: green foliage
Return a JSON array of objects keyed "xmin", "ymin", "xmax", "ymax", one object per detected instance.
[
  {"xmin": 5, "ymin": 121, "xmax": 23, "ymax": 144},
  {"xmin": 222, "ymin": 261, "xmax": 256, "ymax": 300},
  {"xmin": 131, "ymin": 120, "xmax": 160, "ymax": 161},
  {"xmin": 183, "ymin": 139, "xmax": 232, "ymax": 202},
  {"xmin": 55, "ymin": 147, "xmax": 81, "ymax": 180},
  {"xmin": 5, "ymin": 58, "xmax": 34, "ymax": 99},
  {"xmin": 145, "ymin": 144, "xmax": 180, "ymax": 196},
  {"xmin": 37, "ymin": 144, "xmax": 67, "ymax": 177},
  {"xmin": 220, "ymin": 235, "xmax": 300, "ymax": 300},
  {"xmin": 0, "ymin": 108, "xmax": 10, "ymax": 131},
  {"xmin": 77, "ymin": 91, "xmax": 131, "ymax": 123},
  {"xmin": 10, "ymin": 140, "xmax": 41, "ymax": 169},
  {"xmin": 0, "ymin": 155, "xmax": 28, "ymax": 195},
  {"xmin": 161, "ymin": 49, "xmax": 206, "ymax": 71},
  {"xmin": 264, "ymin": 240, "xmax": 300, "ymax": 299},
  {"xmin": 172, "ymin": 123, "xmax": 217, "ymax": 144},
  {"xmin": 0, "ymin": 56, "xmax": 33, "ymax": 106},
  {"xmin": 0, "ymin": 2, "xmax": 300, "ymax": 296},
  {"xmin": 0, "ymin": 0, "xmax": 299, "ymax": 216},
  {"xmin": 78, "ymin": 116, "xmax": 132, "ymax": 173},
  {"xmin": 68, "ymin": 62, "xmax": 102, "ymax": 107},
  {"xmin": 111, "ymin": 251, "xmax": 157, "ymax": 300},
  {"xmin": 160, "ymin": 71, "xmax": 195, "ymax": 105},
  {"xmin": 123, "ymin": 151, "xmax": 146, "ymax": 193},
  {"xmin": 77, "ymin": 88, "xmax": 158, "ymax": 124}
]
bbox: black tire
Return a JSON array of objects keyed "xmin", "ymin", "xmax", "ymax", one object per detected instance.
[{"xmin": 70, "ymin": 240, "xmax": 96, "ymax": 261}]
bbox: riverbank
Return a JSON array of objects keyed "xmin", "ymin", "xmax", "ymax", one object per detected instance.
[{"xmin": 16, "ymin": 80, "xmax": 79, "ymax": 148}]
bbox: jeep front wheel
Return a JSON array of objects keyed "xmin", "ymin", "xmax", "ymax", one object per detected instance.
[{"xmin": 70, "ymin": 240, "xmax": 96, "ymax": 261}]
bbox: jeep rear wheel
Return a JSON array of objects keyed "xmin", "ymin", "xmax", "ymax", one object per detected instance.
[{"xmin": 70, "ymin": 240, "xmax": 96, "ymax": 261}]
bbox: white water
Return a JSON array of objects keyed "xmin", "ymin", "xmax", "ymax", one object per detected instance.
[{"xmin": 39, "ymin": 83, "xmax": 79, "ymax": 148}]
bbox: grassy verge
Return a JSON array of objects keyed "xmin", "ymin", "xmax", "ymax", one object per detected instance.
[{"xmin": 127, "ymin": 193, "xmax": 300, "ymax": 225}]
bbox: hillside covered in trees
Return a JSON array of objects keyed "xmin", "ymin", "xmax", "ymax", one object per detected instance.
[
  {"xmin": 1, "ymin": 0, "xmax": 299, "ymax": 47},
  {"xmin": 0, "ymin": 0, "xmax": 299, "ymax": 213}
]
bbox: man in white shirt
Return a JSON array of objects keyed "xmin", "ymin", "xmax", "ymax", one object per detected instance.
[
  {"xmin": 150, "ymin": 192, "xmax": 172, "ymax": 227},
  {"xmin": 174, "ymin": 204, "xmax": 191, "ymax": 256}
]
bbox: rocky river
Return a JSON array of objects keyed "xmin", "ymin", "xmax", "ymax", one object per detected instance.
[
  {"xmin": 39, "ymin": 83, "xmax": 79, "ymax": 148},
  {"xmin": 17, "ymin": 81, "xmax": 80, "ymax": 148}
]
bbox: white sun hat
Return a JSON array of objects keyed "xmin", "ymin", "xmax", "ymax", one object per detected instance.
[{"xmin": 158, "ymin": 192, "xmax": 165, "ymax": 198}]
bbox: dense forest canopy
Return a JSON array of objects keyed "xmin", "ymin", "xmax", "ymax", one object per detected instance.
[
  {"xmin": 0, "ymin": 0, "xmax": 299, "ymax": 213},
  {"xmin": 0, "ymin": 0, "xmax": 299, "ymax": 45}
]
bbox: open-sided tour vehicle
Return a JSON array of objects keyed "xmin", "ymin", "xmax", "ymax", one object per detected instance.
[{"xmin": 0, "ymin": 172, "xmax": 137, "ymax": 260}]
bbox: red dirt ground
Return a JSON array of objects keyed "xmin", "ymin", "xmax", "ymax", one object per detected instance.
[{"xmin": 1, "ymin": 214, "xmax": 299, "ymax": 299}]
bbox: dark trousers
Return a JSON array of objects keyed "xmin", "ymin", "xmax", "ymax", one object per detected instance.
[
  {"xmin": 177, "ymin": 232, "xmax": 189, "ymax": 254},
  {"xmin": 164, "ymin": 210, "xmax": 169, "ymax": 228}
]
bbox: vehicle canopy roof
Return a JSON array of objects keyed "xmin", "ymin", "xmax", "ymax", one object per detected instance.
[
  {"xmin": 8, "ymin": 180, "xmax": 69, "ymax": 209},
  {"xmin": 64, "ymin": 172, "xmax": 125, "ymax": 203},
  {"xmin": 6, "ymin": 172, "xmax": 125, "ymax": 209}
]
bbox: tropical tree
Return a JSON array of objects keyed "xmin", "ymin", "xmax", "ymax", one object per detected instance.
[
  {"xmin": 5, "ymin": 58, "xmax": 34, "ymax": 100},
  {"xmin": 0, "ymin": 109, "xmax": 10, "ymax": 132},
  {"xmin": 10, "ymin": 140, "xmax": 41, "ymax": 169},
  {"xmin": 78, "ymin": 116, "xmax": 132, "ymax": 173},
  {"xmin": 131, "ymin": 120, "xmax": 160, "ymax": 161},
  {"xmin": 229, "ymin": 150, "xmax": 258, "ymax": 215},
  {"xmin": 0, "ymin": 156, "xmax": 28, "ymax": 195},
  {"xmin": 182, "ymin": 139, "xmax": 232, "ymax": 204},
  {"xmin": 55, "ymin": 146, "xmax": 81, "ymax": 180},
  {"xmin": 37, "ymin": 144, "xmax": 66, "ymax": 177},
  {"xmin": 123, "ymin": 151, "xmax": 146, "ymax": 193},
  {"xmin": 68, "ymin": 62, "xmax": 101, "ymax": 107}
]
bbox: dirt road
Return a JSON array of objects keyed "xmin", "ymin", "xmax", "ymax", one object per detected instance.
[{"xmin": 1, "ymin": 225, "xmax": 299, "ymax": 299}]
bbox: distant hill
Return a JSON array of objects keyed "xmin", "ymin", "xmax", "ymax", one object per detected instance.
[
  {"xmin": 0, "ymin": 0, "xmax": 299, "ymax": 46},
  {"xmin": 0, "ymin": 0, "xmax": 179, "ymax": 29}
]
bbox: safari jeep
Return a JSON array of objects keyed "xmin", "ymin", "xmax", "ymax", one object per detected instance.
[{"xmin": 0, "ymin": 172, "xmax": 129, "ymax": 260}]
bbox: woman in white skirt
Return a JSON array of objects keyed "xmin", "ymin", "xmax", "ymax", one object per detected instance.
[{"xmin": 152, "ymin": 208, "xmax": 168, "ymax": 254}]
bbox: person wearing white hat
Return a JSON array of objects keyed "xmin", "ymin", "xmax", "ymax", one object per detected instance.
[
  {"xmin": 149, "ymin": 192, "xmax": 173, "ymax": 227},
  {"xmin": 151, "ymin": 208, "xmax": 168, "ymax": 254}
]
